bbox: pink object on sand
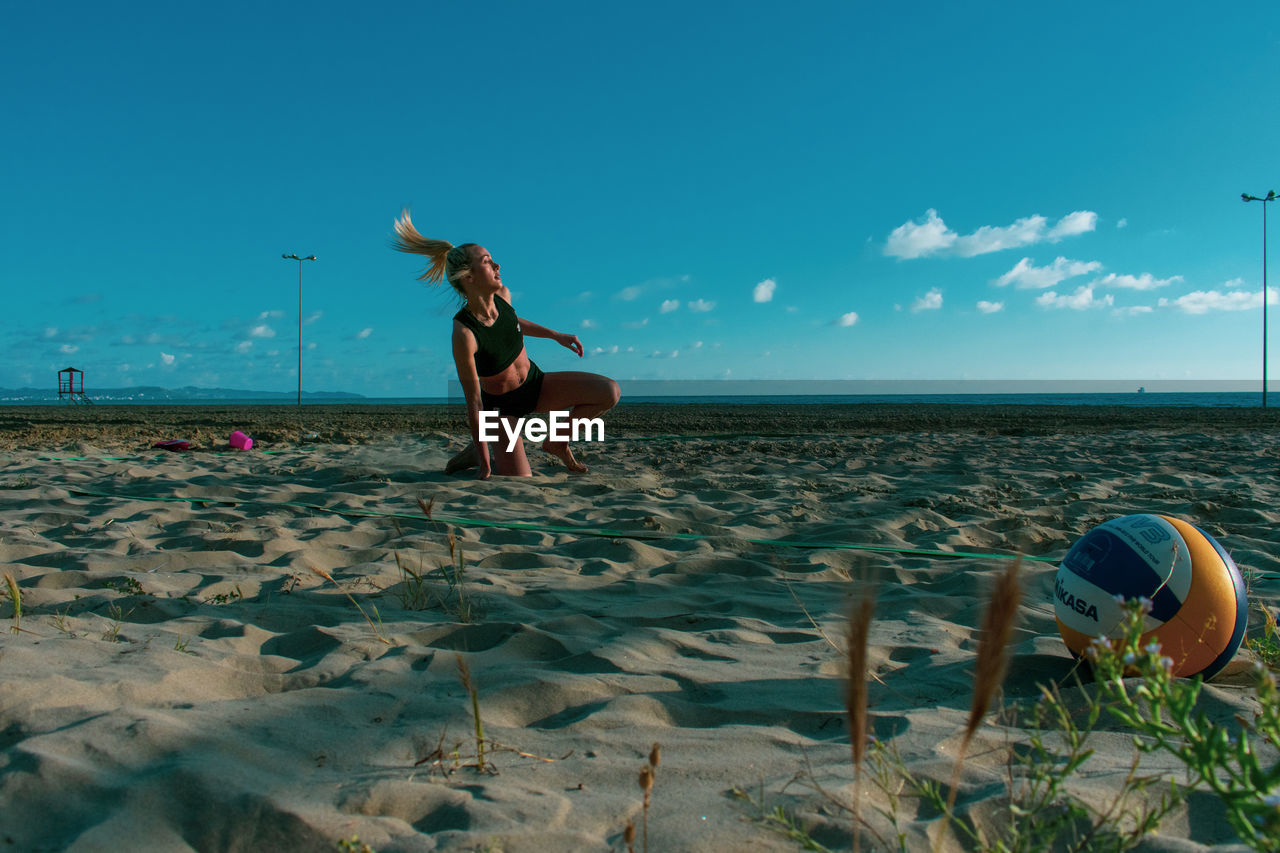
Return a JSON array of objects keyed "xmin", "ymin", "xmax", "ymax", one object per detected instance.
[{"xmin": 229, "ymin": 430, "xmax": 253, "ymax": 450}]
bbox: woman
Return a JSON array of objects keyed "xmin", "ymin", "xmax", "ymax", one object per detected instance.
[{"xmin": 393, "ymin": 210, "xmax": 620, "ymax": 479}]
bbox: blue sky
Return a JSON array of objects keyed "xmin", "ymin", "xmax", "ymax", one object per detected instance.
[{"xmin": 3, "ymin": 1, "xmax": 1278, "ymax": 397}]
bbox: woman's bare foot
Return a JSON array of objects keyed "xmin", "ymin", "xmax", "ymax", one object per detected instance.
[
  {"xmin": 444, "ymin": 444, "xmax": 479, "ymax": 475},
  {"xmin": 542, "ymin": 440, "xmax": 588, "ymax": 473}
]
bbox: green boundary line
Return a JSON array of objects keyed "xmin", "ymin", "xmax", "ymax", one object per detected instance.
[
  {"xmin": 33, "ymin": 450, "xmax": 292, "ymax": 461},
  {"xmin": 65, "ymin": 486, "xmax": 1057, "ymax": 563}
]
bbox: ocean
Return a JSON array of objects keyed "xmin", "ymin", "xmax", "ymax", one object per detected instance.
[{"xmin": 35, "ymin": 391, "xmax": 1263, "ymax": 408}]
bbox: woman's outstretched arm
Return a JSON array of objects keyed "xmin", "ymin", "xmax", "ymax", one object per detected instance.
[{"xmin": 517, "ymin": 317, "xmax": 584, "ymax": 357}]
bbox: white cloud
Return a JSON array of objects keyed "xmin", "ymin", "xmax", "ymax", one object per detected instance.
[
  {"xmin": 688, "ymin": 299, "xmax": 715, "ymax": 312},
  {"xmin": 1095, "ymin": 272, "xmax": 1182, "ymax": 291},
  {"xmin": 954, "ymin": 215, "xmax": 1049, "ymax": 257},
  {"xmin": 249, "ymin": 324, "xmax": 275, "ymax": 339},
  {"xmin": 753, "ymin": 278, "xmax": 777, "ymax": 303},
  {"xmin": 1036, "ymin": 286, "xmax": 1113, "ymax": 310},
  {"xmin": 304, "ymin": 311, "xmax": 323, "ymax": 326},
  {"xmin": 1116, "ymin": 217, "xmax": 1129, "ymax": 229},
  {"xmin": 837, "ymin": 312, "xmax": 859, "ymax": 327},
  {"xmin": 616, "ymin": 285, "xmax": 642, "ymax": 301},
  {"xmin": 1047, "ymin": 210, "xmax": 1097, "ymax": 240},
  {"xmin": 356, "ymin": 328, "xmax": 373, "ymax": 339},
  {"xmin": 911, "ymin": 288, "xmax": 943, "ymax": 312},
  {"xmin": 660, "ymin": 299, "xmax": 680, "ymax": 313},
  {"xmin": 977, "ymin": 300, "xmax": 1004, "ymax": 314},
  {"xmin": 622, "ymin": 318, "xmax": 649, "ymax": 329},
  {"xmin": 995, "ymin": 256, "xmax": 1102, "ymax": 289},
  {"xmin": 885, "ymin": 209, "xmax": 955, "ymax": 258},
  {"xmin": 258, "ymin": 310, "xmax": 283, "ymax": 320},
  {"xmin": 59, "ymin": 344, "xmax": 78, "ymax": 355},
  {"xmin": 1116, "ymin": 305, "xmax": 1154, "ymax": 316},
  {"xmin": 235, "ymin": 341, "xmax": 253, "ymax": 353},
  {"xmin": 693, "ymin": 341, "xmax": 703, "ymax": 348},
  {"xmin": 1159, "ymin": 285, "xmax": 1277, "ymax": 314},
  {"xmin": 580, "ymin": 319, "xmax": 597, "ymax": 330},
  {"xmin": 886, "ymin": 209, "xmax": 1098, "ymax": 259},
  {"xmin": 44, "ymin": 327, "xmax": 58, "ymax": 339},
  {"xmin": 160, "ymin": 352, "xmax": 176, "ymax": 365}
]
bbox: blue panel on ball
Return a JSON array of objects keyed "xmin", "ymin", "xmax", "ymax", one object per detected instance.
[
  {"xmin": 1192, "ymin": 524, "xmax": 1248, "ymax": 680},
  {"xmin": 1062, "ymin": 529, "xmax": 1181, "ymax": 622}
]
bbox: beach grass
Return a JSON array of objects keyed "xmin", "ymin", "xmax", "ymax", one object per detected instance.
[
  {"xmin": 4, "ymin": 573, "xmax": 21, "ymax": 635},
  {"xmin": 308, "ymin": 564, "xmax": 392, "ymax": 646},
  {"xmin": 833, "ymin": 567, "xmax": 1280, "ymax": 853},
  {"xmin": 455, "ymin": 654, "xmax": 488, "ymax": 774}
]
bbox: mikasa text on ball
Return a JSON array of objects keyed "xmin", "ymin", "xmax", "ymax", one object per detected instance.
[{"xmin": 1054, "ymin": 514, "xmax": 1247, "ymax": 679}]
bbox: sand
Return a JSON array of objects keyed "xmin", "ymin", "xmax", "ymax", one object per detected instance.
[{"xmin": 0, "ymin": 403, "xmax": 1277, "ymax": 851}]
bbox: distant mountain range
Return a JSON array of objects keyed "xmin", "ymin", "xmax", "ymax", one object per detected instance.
[{"xmin": 0, "ymin": 385, "xmax": 366, "ymax": 403}]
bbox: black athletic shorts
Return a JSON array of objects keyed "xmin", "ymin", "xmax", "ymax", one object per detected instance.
[{"xmin": 480, "ymin": 362, "xmax": 545, "ymax": 418}]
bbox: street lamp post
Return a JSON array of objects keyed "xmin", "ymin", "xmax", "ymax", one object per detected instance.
[
  {"xmin": 1242, "ymin": 192, "xmax": 1276, "ymax": 408},
  {"xmin": 282, "ymin": 253, "xmax": 317, "ymax": 406}
]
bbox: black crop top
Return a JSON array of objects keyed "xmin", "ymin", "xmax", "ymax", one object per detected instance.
[{"xmin": 453, "ymin": 296, "xmax": 524, "ymax": 376}]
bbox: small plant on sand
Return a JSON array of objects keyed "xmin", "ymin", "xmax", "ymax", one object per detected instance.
[
  {"xmin": 1246, "ymin": 604, "xmax": 1280, "ymax": 672},
  {"xmin": 336, "ymin": 836, "xmax": 376, "ymax": 853},
  {"xmin": 4, "ymin": 573, "xmax": 22, "ymax": 635},
  {"xmin": 930, "ymin": 557, "xmax": 1023, "ymax": 853},
  {"xmin": 841, "ymin": 574, "xmax": 1280, "ymax": 853},
  {"xmin": 1083, "ymin": 601, "xmax": 1280, "ymax": 849},
  {"xmin": 101, "ymin": 602, "xmax": 132, "ymax": 642},
  {"xmin": 845, "ymin": 589, "xmax": 876, "ymax": 853},
  {"xmin": 729, "ymin": 782, "xmax": 834, "ymax": 853},
  {"xmin": 394, "ymin": 497, "xmax": 474, "ymax": 622},
  {"xmin": 907, "ymin": 675, "xmax": 1182, "ymax": 853},
  {"xmin": 309, "ymin": 565, "xmax": 392, "ymax": 646},
  {"xmin": 104, "ymin": 577, "xmax": 148, "ymax": 597},
  {"xmin": 205, "ymin": 585, "xmax": 244, "ymax": 605},
  {"xmin": 393, "ymin": 550, "xmax": 430, "ymax": 611},
  {"xmin": 456, "ymin": 654, "xmax": 490, "ymax": 774},
  {"xmin": 50, "ymin": 606, "xmax": 77, "ymax": 638},
  {"xmin": 622, "ymin": 744, "xmax": 662, "ymax": 853}
]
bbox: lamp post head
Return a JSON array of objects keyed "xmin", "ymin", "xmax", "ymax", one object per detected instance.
[
  {"xmin": 1243, "ymin": 193, "xmax": 1255, "ymax": 202},
  {"xmin": 1269, "ymin": 191, "xmax": 1278, "ymax": 202},
  {"xmin": 305, "ymin": 255, "xmax": 317, "ymax": 261},
  {"xmin": 283, "ymin": 253, "xmax": 300, "ymax": 260}
]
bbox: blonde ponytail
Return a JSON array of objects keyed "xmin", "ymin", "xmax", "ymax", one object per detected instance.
[{"xmin": 391, "ymin": 209, "xmax": 474, "ymax": 288}]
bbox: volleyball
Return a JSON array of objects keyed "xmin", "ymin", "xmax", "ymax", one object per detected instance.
[{"xmin": 1054, "ymin": 514, "xmax": 1247, "ymax": 679}]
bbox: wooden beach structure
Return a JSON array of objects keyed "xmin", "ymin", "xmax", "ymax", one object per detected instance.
[{"xmin": 57, "ymin": 367, "xmax": 92, "ymax": 404}]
